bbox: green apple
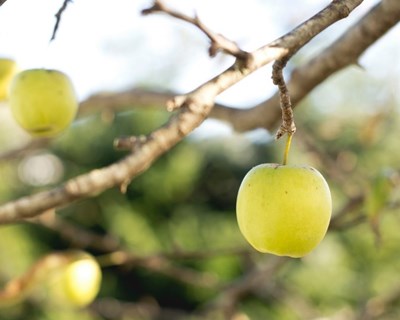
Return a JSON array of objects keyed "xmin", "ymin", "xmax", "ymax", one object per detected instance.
[
  {"xmin": 44, "ymin": 251, "xmax": 102, "ymax": 308},
  {"xmin": 8, "ymin": 69, "xmax": 78, "ymax": 137},
  {"xmin": 0, "ymin": 58, "xmax": 17, "ymax": 101},
  {"xmin": 0, "ymin": 250, "xmax": 101, "ymax": 309},
  {"xmin": 236, "ymin": 164, "xmax": 332, "ymax": 258}
]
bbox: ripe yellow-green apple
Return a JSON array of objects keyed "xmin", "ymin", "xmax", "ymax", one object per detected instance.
[
  {"xmin": 0, "ymin": 58, "xmax": 17, "ymax": 101},
  {"xmin": 40, "ymin": 251, "xmax": 102, "ymax": 308},
  {"xmin": 236, "ymin": 164, "xmax": 332, "ymax": 258},
  {"xmin": 8, "ymin": 69, "xmax": 78, "ymax": 137}
]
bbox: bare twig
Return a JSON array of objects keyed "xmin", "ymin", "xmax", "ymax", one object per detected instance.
[
  {"xmin": 71, "ymin": 0, "xmax": 400, "ymax": 135},
  {"xmin": 0, "ymin": 139, "xmax": 51, "ymax": 162},
  {"xmin": 202, "ymin": 256, "xmax": 289, "ymax": 319},
  {"xmin": 272, "ymin": 57, "xmax": 296, "ymax": 139},
  {"xmin": 40, "ymin": 214, "xmax": 250, "ymax": 260},
  {"xmin": 0, "ymin": 0, "xmax": 363, "ymax": 223},
  {"xmin": 329, "ymin": 198, "xmax": 365, "ymax": 231},
  {"xmin": 80, "ymin": 0, "xmax": 395, "ymax": 133},
  {"xmin": 51, "ymin": 0, "xmax": 72, "ymax": 41},
  {"xmin": 142, "ymin": 0, "xmax": 249, "ymax": 60},
  {"xmin": 91, "ymin": 298, "xmax": 191, "ymax": 320},
  {"xmin": 37, "ymin": 215, "xmax": 121, "ymax": 252},
  {"xmin": 211, "ymin": 0, "xmax": 400, "ymax": 132},
  {"xmin": 78, "ymin": 89, "xmax": 174, "ymax": 116},
  {"xmin": 100, "ymin": 251, "xmax": 220, "ymax": 288},
  {"xmin": 0, "ymin": 250, "xmax": 92, "ymax": 305},
  {"xmin": 360, "ymin": 285, "xmax": 400, "ymax": 320},
  {"xmin": 37, "ymin": 216, "xmax": 229, "ymax": 288}
]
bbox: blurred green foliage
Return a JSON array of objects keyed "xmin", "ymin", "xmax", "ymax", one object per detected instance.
[{"xmin": 0, "ymin": 94, "xmax": 400, "ymax": 320}]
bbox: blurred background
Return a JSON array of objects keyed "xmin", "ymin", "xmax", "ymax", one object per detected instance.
[{"xmin": 1, "ymin": 0, "xmax": 400, "ymax": 319}]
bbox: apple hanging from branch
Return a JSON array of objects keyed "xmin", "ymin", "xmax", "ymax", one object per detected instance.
[{"xmin": 236, "ymin": 134, "xmax": 332, "ymax": 258}]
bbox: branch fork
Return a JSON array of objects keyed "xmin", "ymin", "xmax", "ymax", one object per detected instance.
[
  {"xmin": 142, "ymin": 0, "xmax": 250, "ymax": 62},
  {"xmin": 143, "ymin": 0, "xmax": 296, "ymax": 140}
]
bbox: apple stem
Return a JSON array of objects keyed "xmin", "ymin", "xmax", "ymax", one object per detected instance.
[{"xmin": 283, "ymin": 133, "xmax": 293, "ymax": 165}]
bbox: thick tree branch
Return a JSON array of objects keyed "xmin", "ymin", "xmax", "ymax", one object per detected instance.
[
  {"xmin": 212, "ymin": 0, "xmax": 400, "ymax": 131},
  {"xmin": 0, "ymin": 0, "xmax": 363, "ymax": 223},
  {"xmin": 76, "ymin": 0, "xmax": 400, "ymax": 135}
]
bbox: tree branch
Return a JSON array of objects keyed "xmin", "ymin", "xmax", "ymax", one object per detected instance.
[
  {"xmin": 141, "ymin": 0, "xmax": 250, "ymax": 60},
  {"xmin": 0, "ymin": 139, "xmax": 50, "ymax": 162},
  {"xmin": 211, "ymin": 0, "xmax": 400, "ymax": 132},
  {"xmin": 0, "ymin": 0, "xmax": 363, "ymax": 223},
  {"xmin": 37, "ymin": 216, "xmax": 222, "ymax": 288},
  {"xmin": 272, "ymin": 57, "xmax": 296, "ymax": 139},
  {"xmin": 203, "ymin": 256, "xmax": 288, "ymax": 319},
  {"xmin": 75, "ymin": 0, "xmax": 400, "ymax": 135},
  {"xmin": 51, "ymin": 0, "xmax": 72, "ymax": 41}
]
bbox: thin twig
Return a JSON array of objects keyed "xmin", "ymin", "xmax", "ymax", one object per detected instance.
[
  {"xmin": 272, "ymin": 57, "xmax": 296, "ymax": 139},
  {"xmin": 201, "ymin": 256, "xmax": 289, "ymax": 319},
  {"xmin": 51, "ymin": 0, "xmax": 72, "ymax": 41},
  {"xmin": 0, "ymin": 139, "xmax": 51, "ymax": 162},
  {"xmin": 142, "ymin": 0, "xmax": 250, "ymax": 60},
  {"xmin": 91, "ymin": 298, "xmax": 191, "ymax": 320},
  {"xmin": 37, "ymin": 216, "xmax": 225, "ymax": 288},
  {"xmin": 360, "ymin": 285, "xmax": 400, "ymax": 320},
  {"xmin": 37, "ymin": 214, "xmax": 121, "ymax": 252},
  {"xmin": 73, "ymin": 0, "xmax": 400, "ymax": 135},
  {"xmin": 99, "ymin": 251, "xmax": 220, "ymax": 288}
]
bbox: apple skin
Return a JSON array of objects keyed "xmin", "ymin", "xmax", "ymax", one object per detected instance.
[
  {"xmin": 0, "ymin": 58, "xmax": 17, "ymax": 101},
  {"xmin": 236, "ymin": 164, "xmax": 332, "ymax": 258},
  {"xmin": 8, "ymin": 69, "xmax": 78, "ymax": 137},
  {"xmin": 43, "ymin": 251, "xmax": 102, "ymax": 308}
]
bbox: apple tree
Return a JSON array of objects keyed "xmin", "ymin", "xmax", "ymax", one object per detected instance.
[{"xmin": 0, "ymin": 0, "xmax": 400, "ymax": 319}]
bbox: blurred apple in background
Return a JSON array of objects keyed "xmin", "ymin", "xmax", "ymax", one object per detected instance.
[
  {"xmin": 0, "ymin": 58, "xmax": 17, "ymax": 101},
  {"xmin": 43, "ymin": 251, "xmax": 102, "ymax": 308}
]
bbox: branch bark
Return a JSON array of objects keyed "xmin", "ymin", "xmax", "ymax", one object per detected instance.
[
  {"xmin": 203, "ymin": 256, "xmax": 288, "ymax": 319},
  {"xmin": 76, "ymin": 0, "xmax": 400, "ymax": 134},
  {"xmin": 142, "ymin": 0, "xmax": 249, "ymax": 59},
  {"xmin": 0, "ymin": 0, "xmax": 364, "ymax": 223},
  {"xmin": 51, "ymin": 0, "xmax": 72, "ymax": 41},
  {"xmin": 211, "ymin": 0, "xmax": 400, "ymax": 131}
]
